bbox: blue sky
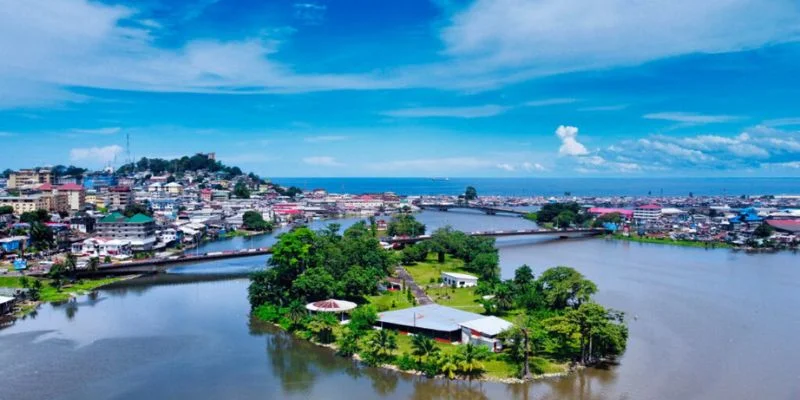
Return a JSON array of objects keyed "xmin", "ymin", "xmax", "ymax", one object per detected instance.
[{"xmin": 1, "ymin": 0, "xmax": 799, "ymax": 177}]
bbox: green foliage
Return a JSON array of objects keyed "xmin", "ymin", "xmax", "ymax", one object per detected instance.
[
  {"xmin": 30, "ymin": 222, "xmax": 54, "ymax": 250},
  {"xmin": 535, "ymin": 202, "xmax": 586, "ymax": 226},
  {"xmin": 400, "ymin": 244, "xmax": 428, "ymax": 264},
  {"xmin": 538, "ymin": 266, "xmax": 597, "ymax": 310},
  {"xmin": 118, "ymin": 154, "xmax": 243, "ymax": 177},
  {"xmin": 364, "ymin": 329, "xmax": 398, "ymax": 364},
  {"xmin": 395, "ymin": 353, "xmax": 418, "ymax": 371},
  {"xmin": 543, "ymin": 302, "xmax": 627, "ymax": 364},
  {"xmin": 123, "ymin": 202, "xmax": 152, "ymax": 217},
  {"xmin": 349, "ymin": 305, "xmax": 378, "ymax": 333},
  {"xmin": 386, "ymin": 214, "xmax": 426, "ymax": 237},
  {"xmin": 253, "ymin": 304, "xmax": 282, "ymax": 323},
  {"xmin": 307, "ymin": 312, "xmax": 338, "ymax": 344},
  {"xmin": 336, "ymin": 327, "xmax": 361, "ymax": 357},
  {"xmin": 411, "ymin": 334, "xmax": 440, "ymax": 361},
  {"xmin": 593, "ymin": 212, "xmax": 623, "ymax": 227},
  {"xmin": 464, "ymin": 186, "xmax": 478, "ymax": 201},
  {"xmin": 754, "ymin": 223, "xmax": 774, "ymax": 238},
  {"xmin": 242, "ymin": 210, "xmax": 273, "ymax": 231},
  {"xmin": 20, "ymin": 209, "xmax": 50, "ymax": 224},
  {"xmin": 273, "ymin": 185, "xmax": 303, "ymax": 199},
  {"xmin": 0, "ymin": 205, "xmax": 13, "ymax": 215},
  {"xmin": 233, "ymin": 180, "xmax": 251, "ymax": 199}
]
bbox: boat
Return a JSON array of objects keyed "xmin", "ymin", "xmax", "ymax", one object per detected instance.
[{"xmin": 430, "ymin": 177, "xmax": 449, "ymax": 181}]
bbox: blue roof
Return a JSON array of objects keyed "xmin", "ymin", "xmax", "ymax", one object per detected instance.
[{"xmin": 377, "ymin": 304, "xmax": 484, "ymax": 333}]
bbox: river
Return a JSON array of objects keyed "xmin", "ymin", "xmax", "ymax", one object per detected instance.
[{"xmin": 1, "ymin": 210, "xmax": 799, "ymax": 400}]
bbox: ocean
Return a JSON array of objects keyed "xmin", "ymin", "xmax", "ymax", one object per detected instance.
[{"xmin": 269, "ymin": 177, "xmax": 800, "ymax": 197}]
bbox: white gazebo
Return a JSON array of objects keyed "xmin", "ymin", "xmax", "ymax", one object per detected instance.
[{"xmin": 305, "ymin": 299, "xmax": 358, "ymax": 322}]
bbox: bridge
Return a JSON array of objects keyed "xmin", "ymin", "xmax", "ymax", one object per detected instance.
[
  {"xmin": 384, "ymin": 228, "xmax": 606, "ymax": 244},
  {"xmin": 418, "ymin": 203, "xmax": 529, "ymax": 216}
]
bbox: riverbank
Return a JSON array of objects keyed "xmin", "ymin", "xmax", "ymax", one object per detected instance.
[
  {"xmin": 610, "ymin": 233, "xmax": 734, "ymax": 249},
  {"xmin": 0, "ymin": 275, "xmax": 136, "ymax": 317}
]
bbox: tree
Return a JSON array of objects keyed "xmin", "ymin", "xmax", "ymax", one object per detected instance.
[
  {"xmin": 0, "ymin": 205, "xmax": 13, "ymax": 215},
  {"xmin": 307, "ymin": 312, "xmax": 338, "ymax": 344},
  {"xmin": 411, "ymin": 334, "xmax": 439, "ymax": 362},
  {"xmin": 349, "ymin": 305, "xmax": 378, "ymax": 333},
  {"xmin": 538, "ymin": 266, "xmax": 597, "ymax": 310},
  {"xmin": 336, "ymin": 327, "xmax": 361, "ymax": 357},
  {"xmin": 467, "ymin": 252, "xmax": 500, "ymax": 282},
  {"xmin": 30, "ymin": 222, "xmax": 54, "ymax": 250},
  {"xmin": 386, "ymin": 214, "xmax": 426, "ymax": 237},
  {"xmin": 87, "ymin": 257, "xmax": 99, "ymax": 273},
  {"xmin": 242, "ymin": 210, "xmax": 273, "ymax": 231},
  {"xmin": 754, "ymin": 223, "xmax": 774, "ymax": 238},
  {"xmin": 123, "ymin": 202, "xmax": 152, "ymax": 217},
  {"xmin": 456, "ymin": 343, "xmax": 488, "ymax": 382},
  {"xmin": 64, "ymin": 253, "xmax": 78, "ymax": 277},
  {"xmin": 287, "ymin": 300, "xmax": 307, "ymax": 328},
  {"xmin": 545, "ymin": 302, "xmax": 628, "ymax": 364},
  {"xmin": 465, "ymin": 186, "xmax": 478, "ymax": 201},
  {"xmin": 555, "ymin": 210, "xmax": 576, "ymax": 229},
  {"xmin": 20, "ymin": 209, "xmax": 50, "ymax": 224},
  {"xmin": 365, "ymin": 329, "xmax": 398, "ymax": 363},
  {"xmin": 293, "ymin": 267, "xmax": 336, "ymax": 301},
  {"xmin": 233, "ymin": 180, "xmax": 251, "ymax": 199}
]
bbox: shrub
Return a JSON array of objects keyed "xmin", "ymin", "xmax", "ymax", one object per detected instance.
[
  {"xmin": 253, "ymin": 304, "xmax": 281, "ymax": 323},
  {"xmin": 395, "ymin": 353, "xmax": 418, "ymax": 371}
]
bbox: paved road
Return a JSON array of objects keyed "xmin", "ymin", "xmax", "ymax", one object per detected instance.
[{"xmin": 394, "ymin": 266, "xmax": 433, "ymax": 305}]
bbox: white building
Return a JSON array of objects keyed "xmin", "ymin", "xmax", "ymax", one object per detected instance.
[
  {"xmin": 634, "ymin": 204, "xmax": 661, "ymax": 222},
  {"xmin": 441, "ymin": 272, "xmax": 478, "ymax": 288},
  {"xmin": 71, "ymin": 238, "xmax": 132, "ymax": 257},
  {"xmin": 459, "ymin": 316, "xmax": 513, "ymax": 352},
  {"xmin": 164, "ymin": 182, "xmax": 184, "ymax": 195}
]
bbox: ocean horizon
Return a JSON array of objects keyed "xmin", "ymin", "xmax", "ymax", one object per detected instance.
[{"xmin": 269, "ymin": 177, "xmax": 800, "ymax": 197}]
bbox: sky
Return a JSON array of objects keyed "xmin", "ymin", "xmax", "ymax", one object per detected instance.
[{"xmin": 0, "ymin": 0, "xmax": 799, "ymax": 178}]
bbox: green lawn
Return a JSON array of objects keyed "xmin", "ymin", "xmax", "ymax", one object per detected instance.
[
  {"xmin": 367, "ymin": 290, "xmax": 414, "ymax": 312},
  {"xmin": 0, "ymin": 276, "xmax": 123, "ymax": 302},
  {"xmin": 403, "ymin": 254, "xmax": 470, "ymax": 286},
  {"xmin": 426, "ymin": 286, "xmax": 484, "ymax": 313},
  {"xmin": 613, "ymin": 234, "xmax": 733, "ymax": 249}
]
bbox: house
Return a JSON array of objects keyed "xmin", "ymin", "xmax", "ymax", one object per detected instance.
[
  {"xmin": 376, "ymin": 304, "xmax": 488, "ymax": 342},
  {"xmin": 634, "ymin": 204, "xmax": 661, "ymax": 222},
  {"xmin": 0, "ymin": 236, "xmax": 28, "ymax": 254},
  {"xmin": 68, "ymin": 215, "xmax": 96, "ymax": 233},
  {"xmin": 441, "ymin": 272, "xmax": 478, "ymax": 288},
  {"xmin": 148, "ymin": 182, "xmax": 163, "ymax": 193},
  {"xmin": 71, "ymin": 237, "xmax": 132, "ymax": 257},
  {"xmin": 0, "ymin": 295, "xmax": 16, "ymax": 316},
  {"xmin": 164, "ymin": 182, "xmax": 183, "ymax": 195},
  {"xmin": 200, "ymin": 189, "xmax": 213, "ymax": 202},
  {"xmin": 8, "ymin": 168, "xmax": 53, "ymax": 189},
  {"xmin": 459, "ymin": 316, "xmax": 514, "ymax": 352}
]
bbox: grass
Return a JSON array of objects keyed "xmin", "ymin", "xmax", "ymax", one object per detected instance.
[
  {"xmin": 612, "ymin": 234, "xmax": 733, "ymax": 249},
  {"xmin": 367, "ymin": 290, "xmax": 414, "ymax": 312},
  {"xmin": 0, "ymin": 276, "xmax": 123, "ymax": 302},
  {"xmin": 403, "ymin": 254, "xmax": 470, "ymax": 286},
  {"xmin": 426, "ymin": 286, "xmax": 484, "ymax": 313}
]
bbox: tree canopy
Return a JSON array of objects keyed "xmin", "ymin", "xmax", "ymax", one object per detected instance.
[
  {"xmin": 242, "ymin": 211, "xmax": 273, "ymax": 231},
  {"xmin": 535, "ymin": 202, "xmax": 586, "ymax": 226},
  {"xmin": 464, "ymin": 186, "xmax": 478, "ymax": 201},
  {"xmin": 20, "ymin": 209, "xmax": 50, "ymax": 224},
  {"xmin": 116, "ymin": 153, "xmax": 244, "ymax": 178},
  {"xmin": 386, "ymin": 214, "xmax": 426, "ymax": 237},
  {"xmin": 233, "ymin": 181, "xmax": 251, "ymax": 199},
  {"xmin": 248, "ymin": 222, "xmax": 394, "ymax": 308}
]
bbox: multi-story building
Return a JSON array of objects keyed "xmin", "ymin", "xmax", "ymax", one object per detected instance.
[
  {"xmin": 108, "ymin": 186, "xmax": 133, "ymax": 210},
  {"xmin": 0, "ymin": 195, "xmax": 48, "ymax": 215},
  {"xmin": 8, "ymin": 168, "xmax": 53, "ymax": 189},
  {"xmin": 58, "ymin": 183, "xmax": 85, "ymax": 211},
  {"xmin": 83, "ymin": 173, "xmax": 118, "ymax": 190},
  {"xmin": 634, "ymin": 204, "xmax": 662, "ymax": 222},
  {"xmin": 95, "ymin": 212, "xmax": 156, "ymax": 251}
]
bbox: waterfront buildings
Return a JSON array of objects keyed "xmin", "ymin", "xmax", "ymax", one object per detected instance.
[
  {"xmin": 95, "ymin": 212, "xmax": 157, "ymax": 251},
  {"xmin": 459, "ymin": 316, "xmax": 513, "ymax": 352},
  {"xmin": 634, "ymin": 204, "xmax": 662, "ymax": 222}
]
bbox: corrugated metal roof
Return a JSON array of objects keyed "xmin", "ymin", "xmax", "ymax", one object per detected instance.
[
  {"xmin": 377, "ymin": 304, "xmax": 484, "ymax": 333},
  {"xmin": 459, "ymin": 316, "xmax": 513, "ymax": 336}
]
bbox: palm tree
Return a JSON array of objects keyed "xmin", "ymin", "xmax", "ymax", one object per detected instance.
[
  {"xmin": 456, "ymin": 343, "xmax": 487, "ymax": 382},
  {"xmin": 287, "ymin": 300, "xmax": 307, "ymax": 327},
  {"xmin": 307, "ymin": 312, "xmax": 337, "ymax": 344},
  {"xmin": 437, "ymin": 353, "xmax": 459, "ymax": 380},
  {"xmin": 367, "ymin": 329, "xmax": 398, "ymax": 361},
  {"xmin": 64, "ymin": 254, "xmax": 77, "ymax": 277},
  {"xmin": 411, "ymin": 334, "xmax": 439, "ymax": 362},
  {"xmin": 87, "ymin": 257, "xmax": 99, "ymax": 273}
]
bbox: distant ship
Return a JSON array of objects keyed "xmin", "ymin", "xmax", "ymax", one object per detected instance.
[{"xmin": 431, "ymin": 177, "xmax": 450, "ymax": 181}]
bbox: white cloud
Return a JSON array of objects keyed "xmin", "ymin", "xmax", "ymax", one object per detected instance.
[
  {"xmin": 522, "ymin": 162, "xmax": 547, "ymax": 172},
  {"xmin": 70, "ymin": 145, "xmax": 123, "ymax": 163},
  {"xmin": 555, "ymin": 125, "xmax": 588, "ymax": 156},
  {"xmin": 643, "ymin": 112, "xmax": 743, "ymax": 124},
  {"xmin": 304, "ymin": 135, "xmax": 348, "ymax": 143},
  {"xmin": 441, "ymin": 0, "xmax": 799, "ymax": 78},
  {"xmin": 383, "ymin": 105, "xmax": 509, "ymax": 119},
  {"xmin": 523, "ymin": 98, "xmax": 577, "ymax": 107},
  {"xmin": 302, "ymin": 156, "xmax": 343, "ymax": 166},
  {"xmin": 637, "ymin": 139, "xmax": 712, "ymax": 163},
  {"xmin": 70, "ymin": 127, "xmax": 121, "ymax": 135},
  {"xmin": 496, "ymin": 163, "xmax": 515, "ymax": 171},
  {"xmin": 762, "ymin": 117, "xmax": 800, "ymax": 127}
]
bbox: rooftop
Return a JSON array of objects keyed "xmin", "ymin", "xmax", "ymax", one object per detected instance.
[
  {"xmin": 377, "ymin": 304, "xmax": 485, "ymax": 333},
  {"xmin": 441, "ymin": 271, "xmax": 478, "ymax": 280},
  {"xmin": 459, "ymin": 316, "xmax": 513, "ymax": 336}
]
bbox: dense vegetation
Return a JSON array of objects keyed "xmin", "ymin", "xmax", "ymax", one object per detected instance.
[
  {"xmin": 116, "ymin": 153, "xmax": 244, "ymax": 177},
  {"xmin": 525, "ymin": 202, "xmax": 588, "ymax": 228},
  {"xmin": 242, "ymin": 211, "xmax": 273, "ymax": 232},
  {"xmin": 386, "ymin": 214, "xmax": 426, "ymax": 237},
  {"xmin": 248, "ymin": 222, "xmax": 393, "ymax": 308}
]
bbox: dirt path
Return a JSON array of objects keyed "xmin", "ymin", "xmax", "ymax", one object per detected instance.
[{"xmin": 394, "ymin": 266, "xmax": 433, "ymax": 305}]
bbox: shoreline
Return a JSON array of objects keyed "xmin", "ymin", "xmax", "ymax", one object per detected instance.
[{"xmin": 258, "ymin": 318, "xmax": 573, "ymax": 385}]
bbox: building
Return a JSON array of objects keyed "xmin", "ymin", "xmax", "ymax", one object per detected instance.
[
  {"xmin": 0, "ymin": 194, "xmax": 47, "ymax": 215},
  {"xmin": 0, "ymin": 295, "xmax": 16, "ymax": 316},
  {"xmin": 441, "ymin": 272, "xmax": 478, "ymax": 288},
  {"xmin": 83, "ymin": 173, "xmax": 118, "ymax": 190},
  {"xmin": 164, "ymin": 182, "xmax": 184, "ymax": 195},
  {"xmin": 95, "ymin": 212, "xmax": 157, "ymax": 251},
  {"xmin": 8, "ymin": 168, "xmax": 53, "ymax": 189},
  {"xmin": 108, "ymin": 186, "xmax": 133, "ymax": 209},
  {"xmin": 459, "ymin": 316, "xmax": 513, "ymax": 352},
  {"xmin": 68, "ymin": 215, "xmax": 96, "ymax": 233},
  {"xmin": 56, "ymin": 183, "xmax": 86, "ymax": 211},
  {"xmin": 376, "ymin": 304, "xmax": 488, "ymax": 342},
  {"xmin": 766, "ymin": 219, "xmax": 800, "ymax": 234},
  {"xmin": 634, "ymin": 204, "xmax": 662, "ymax": 222},
  {"xmin": 200, "ymin": 189, "xmax": 213, "ymax": 202},
  {"xmin": 71, "ymin": 237, "xmax": 131, "ymax": 257},
  {"xmin": 37, "ymin": 184, "xmax": 69, "ymax": 213},
  {"xmin": 0, "ymin": 236, "xmax": 28, "ymax": 254}
]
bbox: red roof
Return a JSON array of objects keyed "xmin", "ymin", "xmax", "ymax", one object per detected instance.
[
  {"xmin": 588, "ymin": 207, "xmax": 634, "ymax": 217},
  {"xmin": 59, "ymin": 183, "xmax": 84, "ymax": 191},
  {"xmin": 767, "ymin": 219, "xmax": 800, "ymax": 233},
  {"xmin": 38, "ymin": 183, "xmax": 55, "ymax": 190},
  {"xmin": 637, "ymin": 204, "xmax": 662, "ymax": 210}
]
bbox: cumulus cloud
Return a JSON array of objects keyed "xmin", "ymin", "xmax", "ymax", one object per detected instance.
[
  {"xmin": 70, "ymin": 145, "xmax": 123, "ymax": 163},
  {"xmin": 556, "ymin": 125, "xmax": 589, "ymax": 156},
  {"xmin": 522, "ymin": 162, "xmax": 547, "ymax": 172},
  {"xmin": 383, "ymin": 105, "xmax": 509, "ymax": 119},
  {"xmin": 302, "ymin": 156, "xmax": 343, "ymax": 166}
]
